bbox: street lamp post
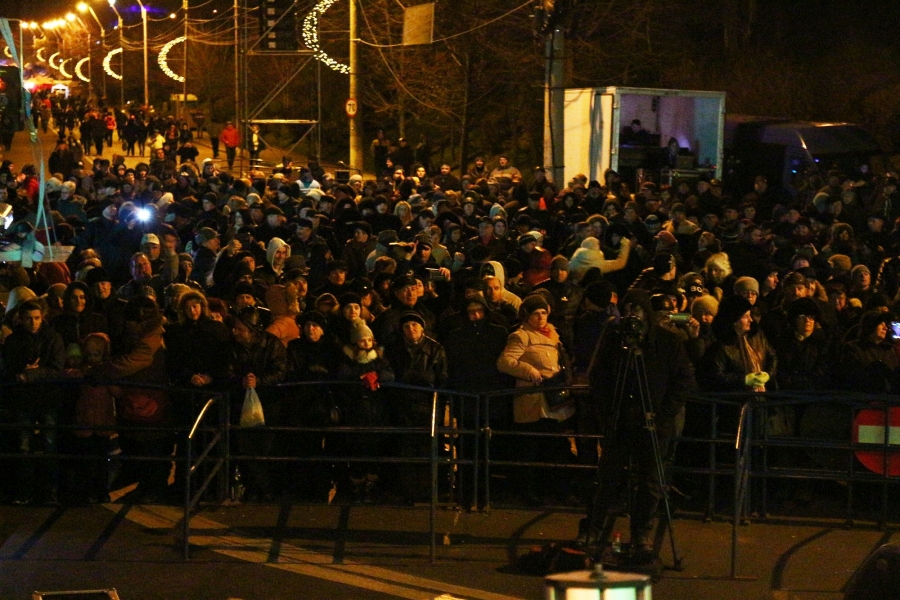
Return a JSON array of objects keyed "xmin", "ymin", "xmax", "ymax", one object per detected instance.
[
  {"xmin": 107, "ymin": 0, "xmax": 125, "ymax": 108},
  {"xmin": 134, "ymin": 0, "xmax": 149, "ymax": 108},
  {"xmin": 78, "ymin": 1, "xmax": 107, "ymax": 102}
]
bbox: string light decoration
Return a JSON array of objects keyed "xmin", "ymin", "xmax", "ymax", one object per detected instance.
[
  {"xmin": 158, "ymin": 36, "xmax": 185, "ymax": 82},
  {"xmin": 103, "ymin": 48, "xmax": 123, "ymax": 80},
  {"xmin": 58, "ymin": 58, "xmax": 72, "ymax": 79},
  {"xmin": 75, "ymin": 57, "xmax": 91, "ymax": 82},
  {"xmin": 302, "ymin": 0, "xmax": 349, "ymax": 74},
  {"xmin": 49, "ymin": 52, "xmax": 61, "ymax": 69}
]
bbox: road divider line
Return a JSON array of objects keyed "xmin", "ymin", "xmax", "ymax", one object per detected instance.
[{"xmin": 111, "ymin": 505, "xmax": 525, "ymax": 600}]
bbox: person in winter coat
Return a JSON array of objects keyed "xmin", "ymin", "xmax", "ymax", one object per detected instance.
[
  {"xmin": 51, "ymin": 281, "xmax": 109, "ymax": 349},
  {"xmin": 228, "ymin": 306, "xmax": 288, "ymax": 501},
  {"xmin": 839, "ymin": 309, "xmax": 900, "ymax": 393},
  {"xmin": 2, "ymin": 300, "xmax": 66, "ymax": 504},
  {"xmin": 336, "ymin": 318, "xmax": 394, "ymax": 501},
  {"xmin": 255, "ymin": 237, "xmax": 291, "ymax": 289},
  {"xmin": 88, "ymin": 296, "xmax": 171, "ymax": 503},
  {"xmin": 384, "ymin": 310, "xmax": 448, "ymax": 501},
  {"xmin": 496, "ymin": 294, "xmax": 572, "ymax": 502}
]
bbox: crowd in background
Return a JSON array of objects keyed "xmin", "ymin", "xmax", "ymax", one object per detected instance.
[{"xmin": 0, "ymin": 96, "xmax": 898, "ymax": 510}]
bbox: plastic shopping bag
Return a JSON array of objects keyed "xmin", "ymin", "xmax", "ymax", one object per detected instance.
[{"xmin": 240, "ymin": 388, "xmax": 266, "ymax": 428}]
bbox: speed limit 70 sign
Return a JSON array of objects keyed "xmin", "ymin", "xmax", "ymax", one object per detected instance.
[{"xmin": 345, "ymin": 98, "xmax": 358, "ymax": 118}]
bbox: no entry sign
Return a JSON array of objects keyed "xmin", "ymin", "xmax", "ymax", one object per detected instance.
[{"xmin": 853, "ymin": 407, "xmax": 900, "ymax": 476}]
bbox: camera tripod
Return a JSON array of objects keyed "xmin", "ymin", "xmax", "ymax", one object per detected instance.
[{"xmin": 582, "ymin": 342, "xmax": 683, "ymax": 571}]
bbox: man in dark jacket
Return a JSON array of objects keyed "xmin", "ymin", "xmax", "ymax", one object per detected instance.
[
  {"xmin": 582, "ymin": 289, "xmax": 696, "ymax": 565},
  {"xmin": 384, "ymin": 310, "xmax": 448, "ymax": 501},
  {"xmin": 229, "ymin": 306, "xmax": 288, "ymax": 501},
  {"xmin": 2, "ymin": 300, "xmax": 66, "ymax": 504}
]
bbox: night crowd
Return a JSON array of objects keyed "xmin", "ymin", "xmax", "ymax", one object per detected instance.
[{"xmin": 1, "ymin": 102, "xmax": 899, "ymax": 523}]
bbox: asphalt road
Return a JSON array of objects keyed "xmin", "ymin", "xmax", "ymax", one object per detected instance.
[{"xmin": 0, "ymin": 498, "xmax": 895, "ymax": 600}]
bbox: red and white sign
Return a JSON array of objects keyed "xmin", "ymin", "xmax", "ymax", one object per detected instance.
[
  {"xmin": 853, "ymin": 407, "xmax": 900, "ymax": 476},
  {"xmin": 345, "ymin": 98, "xmax": 358, "ymax": 118}
]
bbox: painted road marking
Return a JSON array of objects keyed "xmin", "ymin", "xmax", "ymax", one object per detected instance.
[{"xmin": 112, "ymin": 505, "xmax": 525, "ymax": 600}]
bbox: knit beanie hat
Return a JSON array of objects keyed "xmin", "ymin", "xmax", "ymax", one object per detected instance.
[
  {"xmin": 828, "ymin": 254, "xmax": 852, "ymax": 273},
  {"xmin": 733, "ymin": 276, "xmax": 759, "ymax": 295},
  {"xmin": 350, "ymin": 318, "xmax": 374, "ymax": 343},
  {"xmin": 691, "ymin": 294, "xmax": 719, "ymax": 319},
  {"xmin": 851, "ymin": 264, "xmax": 870, "ymax": 277}
]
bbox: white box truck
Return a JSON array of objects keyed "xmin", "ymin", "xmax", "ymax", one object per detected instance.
[{"xmin": 562, "ymin": 86, "xmax": 727, "ymax": 189}]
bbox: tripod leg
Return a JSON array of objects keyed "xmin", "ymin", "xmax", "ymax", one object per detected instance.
[{"xmin": 634, "ymin": 351, "xmax": 684, "ymax": 570}]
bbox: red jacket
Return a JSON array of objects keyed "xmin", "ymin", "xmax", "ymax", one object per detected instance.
[{"xmin": 219, "ymin": 126, "xmax": 240, "ymax": 149}]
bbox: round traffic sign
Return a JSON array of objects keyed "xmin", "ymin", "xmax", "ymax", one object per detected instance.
[
  {"xmin": 345, "ymin": 98, "xmax": 358, "ymax": 118},
  {"xmin": 853, "ymin": 407, "xmax": 900, "ymax": 476}
]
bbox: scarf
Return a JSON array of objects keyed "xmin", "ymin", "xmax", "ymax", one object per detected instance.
[
  {"xmin": 738, "ymin": 333, "xmax": 765, "ymax": 392},
  {"xmin": 536, "ymin": 326, "xmax": 553, "ymax": 338}
]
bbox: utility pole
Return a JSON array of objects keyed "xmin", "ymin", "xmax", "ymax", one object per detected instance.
[
  {"xmin": 183, "ymin": 0, "xmax": 188, "ymax": 119},
  {"xmin": 544, "ymin": 26, "xmax": 565, "ymax": 187},
  {"xmin": 135, "ymin": 0, "xmax": 149, "ymax": 107},
  {"xmin": 538, "ymin": 0, "xmax": 570, "ymax": 187},
  {"xmin": 348, "ymin": 0, "xmax": 363, "ymax": 175}
]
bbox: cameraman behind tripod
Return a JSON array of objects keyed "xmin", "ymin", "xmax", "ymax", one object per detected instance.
[{"xmin": 579, "ymin": 289, "xmax": 696, "ymax": 567}]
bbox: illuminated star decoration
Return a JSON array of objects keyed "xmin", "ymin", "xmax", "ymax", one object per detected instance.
[
  {"xmin": 302, "ymin": 0, "xmax": 349, "ymax": 74},
  {"xmin": 158, "ymin": 36, "xmax": 185, "ymax": 82},
  {"xmin": 75, "ymin": 57, "xmax": 91, "ymax": 82},
  {"xmin": 103, "ymin": 48, "xmax": 122, "ymax": 80}
]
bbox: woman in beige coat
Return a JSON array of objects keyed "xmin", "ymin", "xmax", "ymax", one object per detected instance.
[{"xmin": 497, "ymin": 294, "xmax": 573, "ymax": 502}]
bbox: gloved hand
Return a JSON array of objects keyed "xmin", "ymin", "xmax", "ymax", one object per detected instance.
[
  {"xmin": 744, "ymin": 372, "xmax": 770, "ymax": 387},
  {"xmin": 361, "ymin": 371, "xmax": 380, "ymax": 391}
]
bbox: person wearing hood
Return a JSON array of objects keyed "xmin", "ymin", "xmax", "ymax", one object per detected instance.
[
  {"xmin": 51, "ymin": 281, "xmax": 109, "ymax": 349},
  {"xmin": 481, "ymin": 260, "xmax": 522, "ymax": 310},
  {"xmin": 255, "ymin": 237, "xmax": 291, "ymax": 288},
  {"xmin": 568, "ymin": 235, "xmax": 632, "ymax": 283},
  {"xmin": 580, "ymin": 288, "xmax": 696, "ymax": 562},
  {"xmin": 444, "ymin": 294, "xmax": 510, "ymax": 394}
]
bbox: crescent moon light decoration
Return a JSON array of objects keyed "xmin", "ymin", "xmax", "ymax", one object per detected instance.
[
  {"xmin": 103, "ymin": 48, "xmax": 123, "ymax": 80},
  {"xmin": 36, "ymin": 47, "xmax": 47, "ymax": 62},
  {"xmin": 49, "ymin": 52, "xmax": 61, "ymax": 70},
  {"xmin": 158, "ymin": 36, "xmax": 185, "ymax": 82},
  {"xmin": 75, "ymin": 57, "xmax": 91, "ymax": 83},
  {"xmin": 3, "ymin": 46, "xmax": 11, "ymax": 59},
  {"xmin": 302, "ymin": 0, "xmax": 350, "ymax": 74},
  {"xmin": 58, "ymin": 58, "xmax": 72, "ymax": 79}
]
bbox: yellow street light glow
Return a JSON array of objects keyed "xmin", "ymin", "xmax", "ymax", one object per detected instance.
[
  {"xmin": 169, "ymin": 12, "xmax": 177, "ymax": 18},
  {"xmin": 66, "ymin": 13, "xmax": 77, "ymax": 22},
  {"xmin": 21, "ymin": 22, "xmax": 29, "ymax": 29},
  {"xmin": 77, "ymin": 2, "xmax": 89, "ymax": 12}
]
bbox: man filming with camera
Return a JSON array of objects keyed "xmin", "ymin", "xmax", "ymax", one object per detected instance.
[{"xmin": 580, "ymin": 288, "xmax": 696, "ymax": 567}]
